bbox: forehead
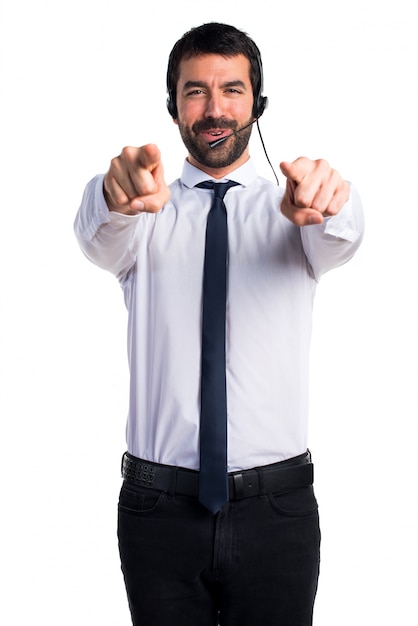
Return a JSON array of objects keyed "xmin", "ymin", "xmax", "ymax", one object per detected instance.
[{"xmin": 177, "ymin": 53, "xmax": 252, "ymax": 86}]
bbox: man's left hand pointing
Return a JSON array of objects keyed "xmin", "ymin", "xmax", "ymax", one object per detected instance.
[{"xmin": 280, "ymin": 157, "xmax": 350, "ymax": 227}]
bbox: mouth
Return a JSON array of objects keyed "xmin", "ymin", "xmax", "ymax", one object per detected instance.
[{"xmin": 200, "ymin": 129, "xmax": 232, "ymax": 143}]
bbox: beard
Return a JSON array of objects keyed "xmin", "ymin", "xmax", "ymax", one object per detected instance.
[{"xmin": 177, "ymin": 116, "xmax": 253, "ymax": 169}]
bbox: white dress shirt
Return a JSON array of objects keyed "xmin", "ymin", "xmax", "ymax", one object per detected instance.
[{"xmin": 74, "ymin": 157, "xmax": 364, "ymax": 471}]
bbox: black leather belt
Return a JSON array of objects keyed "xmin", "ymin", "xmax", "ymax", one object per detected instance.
[{"xmin": 121, "ymin": 451, "xmax": 313, "ymax": 500}]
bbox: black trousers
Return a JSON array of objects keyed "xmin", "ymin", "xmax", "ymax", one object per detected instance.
[{"xmin": 117, "ymin": 454, "xmax": 320, "ymax": 626}]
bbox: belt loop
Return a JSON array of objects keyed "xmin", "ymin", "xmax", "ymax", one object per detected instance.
[
  {"xmin": 256, "ymin": 467, "xmax": 266, "ymax": 497},
  {"xmin": 168, "ymin": 467, "xmax": 178, "ymax": 498},
  {"xmin": 233, "ymin": 473, "xmax": 244, "ymax": 499},
  {"xmin": 121, "ymin": 451, "xmax": 127, "ymax": 477}
]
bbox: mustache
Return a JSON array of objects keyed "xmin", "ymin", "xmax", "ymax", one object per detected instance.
[{"xmin": 192, "ymin": 118, "xmax": 238, "ymax": 134}]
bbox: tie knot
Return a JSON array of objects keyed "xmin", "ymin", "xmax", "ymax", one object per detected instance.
[{"xmin": 196, "ymin": 180, "xmax": 239, "ymax": 200}]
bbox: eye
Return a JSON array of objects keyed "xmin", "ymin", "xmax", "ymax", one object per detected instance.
[{"xmin": 186, "ymin": 89, "xmax": 205, "ymax": 96}]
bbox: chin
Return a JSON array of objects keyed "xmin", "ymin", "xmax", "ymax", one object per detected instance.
[
  {"xmin": 180, "ymin": 122, "xmax": 252, "ymax": 171},
  {"xmin": 191, "ymin": 136, "xmax": 250, "ymax": 170}
]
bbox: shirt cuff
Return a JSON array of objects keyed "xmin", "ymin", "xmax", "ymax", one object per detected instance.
[{"xmin": 322, "ymin": 184, "xmax": 363, "ymax": 244}]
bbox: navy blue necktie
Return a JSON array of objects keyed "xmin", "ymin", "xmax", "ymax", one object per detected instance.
[{"xmin": 196, "ymin": 180, "xmax": 239, "ymax": 514}]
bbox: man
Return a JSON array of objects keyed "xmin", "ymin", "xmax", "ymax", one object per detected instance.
[{"xmin": 74, "ymin": 22, "xmax": 364, "ymax": 626}]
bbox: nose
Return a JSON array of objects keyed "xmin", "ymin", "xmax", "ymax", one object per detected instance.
[{"xmin": 204, "ymin": 92, "xmax": 223, "ymax": 119}]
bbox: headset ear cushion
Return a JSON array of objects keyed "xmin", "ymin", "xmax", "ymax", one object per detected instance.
[
  {"xmin": 167, "ymin": 95, "xmax": 177, "ymax": 118},
  {"xmin": 254, "ymin": 95, "xmax": 268, "ymax": 118}
]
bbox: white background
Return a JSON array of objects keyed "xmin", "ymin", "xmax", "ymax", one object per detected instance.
[{"xmin": 1, "ymin": 0, "xmax": 417, "ymax": 624}]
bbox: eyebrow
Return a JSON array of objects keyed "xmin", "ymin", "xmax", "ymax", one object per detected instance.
[{"xmin": 182, "ymin": 80, "xmax": 248, "ymax": 92}]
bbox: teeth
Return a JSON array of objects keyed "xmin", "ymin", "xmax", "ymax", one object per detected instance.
[{"xmin": 210, "ymin": 131, "xmax": 223, "ymax": 136}]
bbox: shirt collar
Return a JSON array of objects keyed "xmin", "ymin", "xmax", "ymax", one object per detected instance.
[{"xmin": 180, "ymin": 158, "xmax": 257, "ymax": 189}]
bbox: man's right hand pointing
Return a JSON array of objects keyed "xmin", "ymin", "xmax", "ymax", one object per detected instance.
[{"xmin": 104, "ymin": 144, "xmax": 171, "ymax": 215}]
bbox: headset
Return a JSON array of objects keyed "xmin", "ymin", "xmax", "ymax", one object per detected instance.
[{"xmin": 166, "ymin": 52, "xmax": 268, "ymax": 120}]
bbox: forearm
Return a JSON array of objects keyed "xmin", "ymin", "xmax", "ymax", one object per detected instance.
[
  {"xmin": 301, "ymin": 184, "xmax": 365, "ymax": 281},
  {"xmin": 74, "ymin": 174, "xmax": 141, "ymax": 278}
]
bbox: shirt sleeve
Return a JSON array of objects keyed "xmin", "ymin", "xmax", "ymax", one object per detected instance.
[
  {"xmin": 73, "ymin": 174, "xmax": 143, "ymax": 279},
  {"xmin": 300, "ymin": 184, "xmax": 365, "ymax": 281}
]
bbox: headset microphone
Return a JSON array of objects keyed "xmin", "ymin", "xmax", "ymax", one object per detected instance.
[
  {"xmin": 208, "ymin": 116, "xmax": 279, "ymax": 186},
  {"xmin": 208, "ymin": 118, "xmax": 258, "ymax": 149}
]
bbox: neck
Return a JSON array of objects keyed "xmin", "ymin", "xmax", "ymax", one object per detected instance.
[{"xmin": 187, "ymin": 152, "xmax": 250, "ymax": 180}]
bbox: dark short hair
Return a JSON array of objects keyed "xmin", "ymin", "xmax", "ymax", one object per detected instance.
[{"xmin": 166, "ymin": 22, "xmax": 264, "ymax": 118}]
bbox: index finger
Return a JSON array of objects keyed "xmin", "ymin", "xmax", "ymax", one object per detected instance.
[
  {"xmin": 137, "ymin": 143, "xmax": 162, "ymax": 172},
  {"xmin": 127, "ymin": 144, "xmax": 162, "ymax": 197},
  {"xmin": 279, "ymin": 157, "xmax": 316, "ymax": 185}
]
